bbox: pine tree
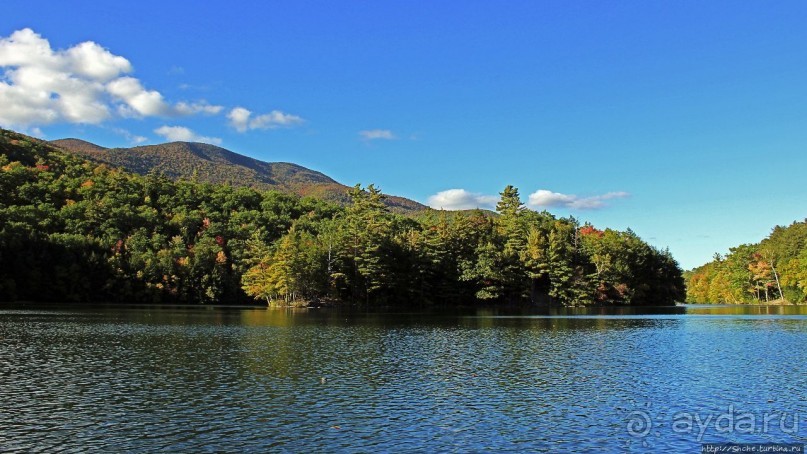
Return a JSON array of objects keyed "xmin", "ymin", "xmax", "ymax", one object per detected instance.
[
  {"xmin": 342, "ymin": 184, "xmax": 394, "ymax": 304},
  {"xmin": 494, "ymin": 185, "xmax": 528, "ymax": 301}
]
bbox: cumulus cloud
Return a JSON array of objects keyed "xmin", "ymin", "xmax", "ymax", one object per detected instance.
[
  {"xmin": 427, "ymin": 189, "xmax": 498, "ymax": 211},
  {"xmin": 227, "ymin": 107, "xmax": 251, "ymax": 132},
  {"xmin": 0, "ymin": 30, "xmax": 109, "ymax": 126},
  {"xmin": 0, "ymin": 28, "xmax": 225, "ymax": 128},
  {"xmin": 154, "ymin": 125, "xmax": 221, "ymax": 145},
  {"xmin": 227, "ymin": 106, "xmax": 304, "ymax": 132},
  {"xmin": 527, "ymin": 189, "xmax": 629, "ymax": 210},
  {"xmin": 66, "ymin": 41, "xmax": 132, "ymax": 81},
  {"xmin": 359, "ymin": 129, "xmax": 396, "ymax": 141},
  {"xmin": 106, "ymin": 76, "xmax": 171, "ymax": 117}
]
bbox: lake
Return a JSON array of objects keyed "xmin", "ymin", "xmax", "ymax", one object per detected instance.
[{"xmin": 1, "ymin": 304, "xmax": 805, "ymax": 452}]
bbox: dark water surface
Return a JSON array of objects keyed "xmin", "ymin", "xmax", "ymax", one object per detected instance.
[{"xmin": 1, "ymin": 304, "xmax": 806, "ymax": 452}]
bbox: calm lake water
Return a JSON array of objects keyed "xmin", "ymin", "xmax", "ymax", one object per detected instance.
[{"xmin": 1, "ymin": 304, "xmax": 806, "ymax": 452}]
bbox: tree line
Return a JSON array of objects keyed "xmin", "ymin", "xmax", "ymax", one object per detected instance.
[
  {"xmin": 0, "ymin": 129, "xmax": 684, "ymax": 306},
  {"xmin": 686, "ymin": 221, "xmax": 807, "ymax": 304}
]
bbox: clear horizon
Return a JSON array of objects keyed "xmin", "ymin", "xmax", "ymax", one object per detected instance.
[{"xmin": 3, "ymin": 1, "xmax": 807, "ymax": 270}]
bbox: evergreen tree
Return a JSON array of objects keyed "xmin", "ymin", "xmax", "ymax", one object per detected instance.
[
  {"xmin": 342, "ymin": 184, "xmax": 394, "ymax": 303},
  {"xmin": 0, "ymin": 128, "xmax": 686, "ymax": 307}
]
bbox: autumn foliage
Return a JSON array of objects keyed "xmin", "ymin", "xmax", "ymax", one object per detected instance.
[{"xmin": 1, "ymin": 128, "xmax": 685, "ymax": 306}]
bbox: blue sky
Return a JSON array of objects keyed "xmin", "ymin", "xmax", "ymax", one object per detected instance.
[{"xmin": 2, "ymin": 1, "xmax": 807, "ymax": 269}]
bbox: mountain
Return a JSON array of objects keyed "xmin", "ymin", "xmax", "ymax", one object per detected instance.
[
  {"xmin": 2, "ymin": 127, "xmax": 684, "ymax": 307},
  {"xmin": 49, "ymin": 139, "xmax": 427, "ymax": 214},
  {"xmin": 49, "ymin": 138, "xmax": 108, "ymax": 154}
]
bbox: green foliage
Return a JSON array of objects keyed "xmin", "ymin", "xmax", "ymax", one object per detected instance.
[
  {"xmin": 687, "ymin": 221, "xmax": 807, "ymax": 304},
  {"xmin": 0, "ymin": 129, "xmax": 335, "ymax": 304},
  {"xmin": 1, "ymin": 128, "xmax": 684, "ymax": 306},
  {"xmin": 242, "ymin": 227, "xmax": 328, "ymax": 304}
]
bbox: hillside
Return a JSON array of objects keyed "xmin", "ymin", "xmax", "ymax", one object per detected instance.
[
  {"xmin": 686, "ymin": 220, "xmax": 807, "ymax": 304},
  {"xmin": 50, "ymin": 139, "xmax": 427, "ymax": 214},
  {"xmin": 2, "ymin": 127, "xmax": 684, "ymax": 306}
]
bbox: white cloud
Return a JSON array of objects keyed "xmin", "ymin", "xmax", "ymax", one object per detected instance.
[
  {"xmin": 154, "ymin": 125, "xmax": 221, "ymax": 145},
  {"xmin": 112, "ymin": 127, "xmax": 147, "ymax": 145},
  {"xmin": 175, "ymin": 101, "xmax": 223, "ymax": 115},
  {"xmin": 107, "ymin": 76, "xmax": 171, "ymax": 117},
  {"xmin": 66, "ymin": 41, "xmax": 132, "ymax": 81},
  {"xmin": 359, "ymin": 129, "xmax": 396, "ymax": 141},
  {"xmin": 527, "ymin": 189, "xmax": 629, "ymax": 210},
  {"xmin": 527, "ymin": 190, "xmax": 576, "ymax": 208},
  {"xmin": 0, "ymin": 28, "xmax": 225, "ymax": 128},
  {"xmin": 227, "ymin": 107, "xmax": 251, "ymax": 132},
  {"xmin": 0, "ymin": 28, "xmax": 61, "ymax": 69},
  {"xmin": 227, "ymin": 106, "xmax": 304, "ymax": 132},
  {"xmin": 251, "ymin": 110, "xmax": 303, "ymax": 129},
  {"xmin": 427, "ymin": 188, "xmax": 630, "ymax": 211},
  {"xmin": 427, "ymin": 189, "xmax": 498, "ymax": 211}
]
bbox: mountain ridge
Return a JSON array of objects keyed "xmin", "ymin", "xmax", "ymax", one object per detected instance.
[{"xmin": 50, "ymin": 138, "xmax": 427, "ymax": 214}]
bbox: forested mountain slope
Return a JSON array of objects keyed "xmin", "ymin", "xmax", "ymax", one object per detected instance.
[
  {"xmin": 50, "ymin": 138, "xmax": 426, "ymax": 214},
  {"xmin": 2, "ymin": 128, "xmax": 684, "ymax": 306}
]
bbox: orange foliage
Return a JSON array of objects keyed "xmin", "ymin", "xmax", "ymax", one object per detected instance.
[{"xmin": 579, "ymin": 225, "xmax": 604, "ymax": 238}]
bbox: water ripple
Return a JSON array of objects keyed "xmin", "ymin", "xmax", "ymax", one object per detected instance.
[{"xmin": 1, "ymin": 306, "xmax": 806, "ymax": 451}]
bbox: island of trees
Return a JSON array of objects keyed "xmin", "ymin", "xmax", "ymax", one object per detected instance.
[
  {"xmin": 686, "ymin": 221, "xmax": 807, "ymax": 304},
  {"xmin": 0, "ymin": 128, "xmax": 684, "ymax": 306}
]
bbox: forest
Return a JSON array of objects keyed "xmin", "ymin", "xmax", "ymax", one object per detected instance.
[
  {"xmin": 0, "ymin": 128, "xmax": 685, "ymax": 306},
  {"xmin": 686, "ymin": 221, "xmax": 807, "ymax": 304}
]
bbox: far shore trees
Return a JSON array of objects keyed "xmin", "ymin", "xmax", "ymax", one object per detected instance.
[{"xmin": 686, "ymin": 222, "xmax": 807, "ymax": 304}]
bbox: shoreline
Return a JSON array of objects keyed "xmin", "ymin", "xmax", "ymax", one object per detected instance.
[{"xmin": 0, "ymin": 299, "xmax": 705, "ymax": 310}]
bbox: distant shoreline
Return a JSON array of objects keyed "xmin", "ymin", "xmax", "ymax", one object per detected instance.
[{"xmin": 686, "ymin": 298, "xmax": 798, "ymax": 306}]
